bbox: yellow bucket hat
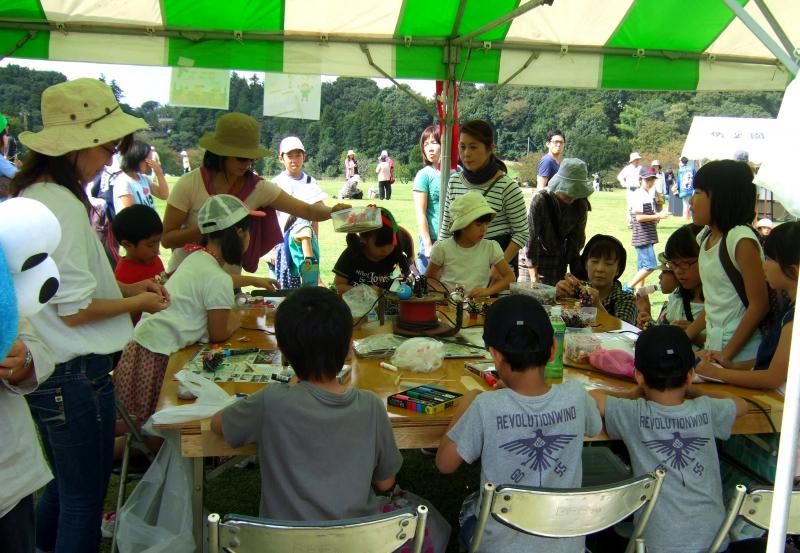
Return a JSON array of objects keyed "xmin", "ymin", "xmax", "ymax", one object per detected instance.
[
  {"xmin": 18, "ymin": 78, "xmax": 148, "ymax": 157},
  {"xmin": 198, "ymin": 113, "xmax": 269, "ymax": 159},
  {"xmin": 449, "ymin": 191, "xmax": 496, "ymax": 232}
]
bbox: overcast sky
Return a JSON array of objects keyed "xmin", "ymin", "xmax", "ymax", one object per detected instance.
[{"xmin": 1, "ymin": 58, "xmax": 437, "ymax": 108}]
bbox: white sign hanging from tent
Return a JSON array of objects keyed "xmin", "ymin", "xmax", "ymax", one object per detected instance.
[
  {"xmin": 681, "ymin": 116, "xmax": 776, "ymax": 164},
  {"xmin": 263, "ymin": 73, "xmax": 321, "ymax": 121},
  {"xmin": 169, "ymin": 67, "xmax": 230, "ymax": 109}
]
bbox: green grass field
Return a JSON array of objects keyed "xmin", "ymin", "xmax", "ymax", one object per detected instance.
[{"xmin": 104, "ymin": 176, "xmax": 684, "ymax": 552}]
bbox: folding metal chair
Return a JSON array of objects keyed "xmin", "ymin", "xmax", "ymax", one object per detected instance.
[
  {"xmin": 469, "ymin": 469, "xmax": 666, "ymax": 553},
  {"xmin": 110, "ymin": 396, "xmax": 156, "ymax": 553},
  {"xmin": 709, "ymin": 484, "xmax": 800, "ymax": 553},
  {"xmin": 207, "ymin": 505, "xmax": 428, "ymax": 553}
]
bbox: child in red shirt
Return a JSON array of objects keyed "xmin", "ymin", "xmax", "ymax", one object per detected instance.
[{"xmin": 112, "ymin": 204, "xmax": 165, "ymax": 324}]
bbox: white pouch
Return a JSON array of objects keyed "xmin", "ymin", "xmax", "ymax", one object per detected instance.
[{"xmin": 391, "ymin": 338, "xmax": 445, "ymax": 373}]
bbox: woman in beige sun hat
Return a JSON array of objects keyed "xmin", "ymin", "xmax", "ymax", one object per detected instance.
[
  {"xmin": 161, "ymin": 112, "xmax": 349, "ymax": 284},
  {"xmin": 10, "ymin": 77, "xmax": 171, "ymax": 553}
]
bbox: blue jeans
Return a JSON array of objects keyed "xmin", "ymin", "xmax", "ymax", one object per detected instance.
[
  {"xmin": 26, "ymin": 354, "xmax": 116, "ymax": 553},
  {"xmin": 416, "ymin": 235, "xmax": 436, "ymax": 274}
]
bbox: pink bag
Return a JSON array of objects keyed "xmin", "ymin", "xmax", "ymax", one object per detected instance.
[{"xmin": 588, "ymin": 347, "xmax": 635, "ymax": 380}]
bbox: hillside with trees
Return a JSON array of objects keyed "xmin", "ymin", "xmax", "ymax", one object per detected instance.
[{"xmin": 1, "ymin": 64, "xmax": 782, "ymax": 182}]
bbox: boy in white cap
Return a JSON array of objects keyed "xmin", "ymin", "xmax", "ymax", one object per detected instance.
[
  {"xmin": 426, "ymin": 191, "xmax": 514, "ymax": 298},
  {"xmin": 756, "ymin": 217, "xmax": 774, "ymax": 237},
  {"xmin": 268, "ymin": 136, "xmax": 327, "ymax": 283}
]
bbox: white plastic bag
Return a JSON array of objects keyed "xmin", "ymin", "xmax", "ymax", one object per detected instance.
[
  {"xmin": 150, "ymin": 370, "xmax": 237, "ymax": 425},
  {"xmin": 391, "ymin": 338, "xmax": 444, "ymax": 373},
  {"xmin": 116, "ymin": 425, "xmax": 194, "ymax": 553},
  {"xmin": 343, "ymin": 284, "xmax": 379, "ymax": 318}
]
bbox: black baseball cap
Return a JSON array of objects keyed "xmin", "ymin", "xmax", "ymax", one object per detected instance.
[
  {"xmin": 635, "ymin": 325, "xmax": 694, "ymax": 378},
  {"xmin": 483, "ymin": 295, "xmax": 553, "ymax": 353}
]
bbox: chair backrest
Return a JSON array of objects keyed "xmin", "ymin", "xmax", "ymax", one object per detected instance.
[
  {"xmin": 208, "ymin": 504, "xmax": 427, "ymax": 553},
  {"xmin": 469, "ymin": 469, "xmax": 665, "ymax": 553},
  {"xmin": 709, "ymin": 485, "xmax": 800, "ymax": 553}
]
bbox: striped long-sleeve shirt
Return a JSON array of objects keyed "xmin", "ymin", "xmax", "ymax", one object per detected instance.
[{"xmin": 439, "ymin": 172, "xmax": 529, "ymax": 248}]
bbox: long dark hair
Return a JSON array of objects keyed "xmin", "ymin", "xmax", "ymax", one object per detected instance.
[
  {"xmin": 120, "ymin": 139, "xmax": 151, "ymax": 173},
  {"xmin": 200, "ymin": 215, "xmax": 252, "ymax": 266},
  {"xmin": 693, "ymin": 160, "xmax": 755, "ymax": 232},
  {"xmin": 11, "ymin": 151, "xmax": 90, "ymax": 211}
]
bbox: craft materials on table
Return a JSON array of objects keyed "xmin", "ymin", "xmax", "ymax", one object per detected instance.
[
  {"xmin": 353, "ymin": 333, "xmax": 485, "ymax": 360},
  {"xmin": 388, "ymin": 385, "xmax": 463, "ymax": 414},
  {"xmin": 184, "ymin": 346, "xmax": 284, "ymax": 383},
  {"xmin": 464, "ymin": 360, "xmax": 499, "ymax": 387}
]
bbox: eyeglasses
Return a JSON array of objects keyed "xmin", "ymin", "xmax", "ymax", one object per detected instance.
[
  {"xmin": 550, "ymin": 139, "xmax": 565, "ymax": 145},
  {"xmin": 100, "ymin": 141, "xmax": 120, "ymax": 155},
  {"xmin": 670, "ymin": 258, "xmax": 698, "ymax": 270}
]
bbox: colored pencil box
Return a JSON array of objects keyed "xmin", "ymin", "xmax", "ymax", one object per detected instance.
[{"xmin": 387, "ymin": 385, "xmax": 463, "ymax": 415}]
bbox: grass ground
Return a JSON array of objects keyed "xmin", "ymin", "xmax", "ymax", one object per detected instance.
[{"xmin": 102, "ymin": 175, "xmax": 686, "ymax": 552}]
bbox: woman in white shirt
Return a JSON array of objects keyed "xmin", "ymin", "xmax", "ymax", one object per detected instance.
[{"xmin": 10, "ymin": 78, "xmax": 169, "ymax": 553}]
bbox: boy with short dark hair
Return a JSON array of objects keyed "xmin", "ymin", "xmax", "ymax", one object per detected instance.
[
  {"xmin": 436, "ymin": 294, "xmax": 602, "ymax": 553},
  {"xmin": 111, "ymin": 204, "xmax": 165, "ymax": 323},
  {"xmin": 591, "ymin": 325, "xmax": 746, "ymax": 553},
  {"xmin": 627, "ymin": 166, "xmax": 670, "ymax": 291},
  {"xmin": 211, "ymin": 287, "xmax": 402, "ymax": 520}
]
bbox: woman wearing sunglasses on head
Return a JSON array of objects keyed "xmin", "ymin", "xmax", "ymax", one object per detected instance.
[{"xmin": 161, "ymin": 113, "xmax": 348, "ymax": 289}]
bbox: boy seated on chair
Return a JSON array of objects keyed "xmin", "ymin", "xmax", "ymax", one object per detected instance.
[
  {"xmin": 211, "ymin": 287, "xmax": 403, "ymax": 520},
  {"xmin": 435, "ymin": 294, "xmax": 603, "ymax": 553},
  {"xmin": 590, "ymin": 325, "xmax": 747, "ymax": 553}
]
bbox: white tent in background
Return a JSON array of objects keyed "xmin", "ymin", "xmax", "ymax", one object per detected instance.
[{"xmin": 681, "ymin": 116, "xmax": 777, "ymax": 164}]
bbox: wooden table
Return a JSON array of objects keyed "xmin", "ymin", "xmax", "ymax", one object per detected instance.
[{"xmin": 154, "ymin": 304, "xmax": 785, "ymax": 545}]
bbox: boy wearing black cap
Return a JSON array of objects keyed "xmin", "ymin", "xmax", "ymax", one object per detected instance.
[
  {"xmin": 436, "ymin": 295, "xmax": 602, "ymax": 553},
  {"xmin": 591, "ymin": 326, "xmax": 746, "ymax": 553}
]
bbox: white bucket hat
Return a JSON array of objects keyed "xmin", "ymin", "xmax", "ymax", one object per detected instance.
[
  {"xmin": 629, "ymin": 152, "xmax": 642, "ymax": 162},
  {"xmin": 18, "ymin": 78, "xmax": 148, "ymax": 157},
  {"xmin": 199, "ymin": 113, "xmax": 269, "ymax": 159},
  {"xmin": 197, "ymin": 194, "xmax": 265, "ymax": 235},
  {"xmin": 449, "ymin": 191, "xmax": 496, "ymax": 232}
]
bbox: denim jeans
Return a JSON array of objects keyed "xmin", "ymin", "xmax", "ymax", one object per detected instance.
[{"xmin": 26, "ymin": 353, "xmax": 117, "ymax": 553}]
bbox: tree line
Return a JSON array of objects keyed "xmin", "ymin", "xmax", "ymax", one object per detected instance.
[{"xmin": 0, "ymin": 64, "xmax": 783, "ymax": 182}]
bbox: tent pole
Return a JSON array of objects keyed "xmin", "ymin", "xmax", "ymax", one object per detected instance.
[
  {"xmin": 452, "ymin": 0, "xmax": 552, "ymax": 46},
  {"xmin": 438, "ymin": 43, "xmax": 458, "ymax": 240},
  {"xmin": 722, "ymin": 0, "xmax": 799, "ymax": 76},
  {"xmin": 752, "ymin": 0, "xmax": 797, "ymax": 65},
  {"xmin": 766, "ymin": 275, "xmax": 800, "ymax": 553}
]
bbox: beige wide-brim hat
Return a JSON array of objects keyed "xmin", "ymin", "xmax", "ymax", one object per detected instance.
[
  {"xmin": 19, "ymin": 78, "xmax": 148, "ymax": 157},
  {"xmin": 199, "ymin": 113, "xmax": 269, "ymax": 159},
  {"xmin": 449, "ymin": 191, "xmax": 496, "ymax": 232}
]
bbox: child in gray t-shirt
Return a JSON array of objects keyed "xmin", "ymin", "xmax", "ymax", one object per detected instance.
[
  {"xmin": 211, "ymin": 288, "xmax": 403, "ymax": 521},
  {"xmin": 591, "ymin": 325, "xmax": 746, "ymax": 553},
  {"xmin": 436, "ymin": 295, "xmax": 602, "ymax": 553}
]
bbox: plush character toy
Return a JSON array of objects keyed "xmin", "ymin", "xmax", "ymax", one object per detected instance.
[{"xmin": 0, "ymin": 197, "xmax": 61, "ymax": 359}]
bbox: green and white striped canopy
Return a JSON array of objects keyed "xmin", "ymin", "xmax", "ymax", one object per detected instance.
[{"xmin": 1, "ymin": 0, "xmax": 797, "ymax": 91}]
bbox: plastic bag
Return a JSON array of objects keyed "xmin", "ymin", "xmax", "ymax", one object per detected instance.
[
  {"xmin": 588, "ymin": 347, "xmax": 635, "ymax": 380},
  {"xmin": 379, "ymin": 487, "xmax": 452, "ymax": 553},
  {"xmin": 391, "ymin": 338, "xmax": 444, "ymax": 373},
  {"xmin": 343, "ymin": 284, "xmax": 379, "ymax": 318},
  {"xmin": 116, "ymin": 424, "xmax": 194, "ymax": 553},
  {"xmin": 150, "ymin": 369, "xmax": 237, "ymax": 425}
]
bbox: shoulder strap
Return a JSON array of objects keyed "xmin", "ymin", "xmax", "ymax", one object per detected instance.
[
  {"xmin": 718, "ymin": 230, "xmax": 749, "ymax": 308},
  {"xmin": 682, "ymin": 292, "xmax": 695, "ymax": 322},
  {"xmin": 481, "ymin": 174, "xmax": 504, "ymax": 198}
]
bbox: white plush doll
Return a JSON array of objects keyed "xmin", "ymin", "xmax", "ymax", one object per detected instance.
[{"xmin": 0, "ymin": 197, "xmax": 61, "ymax": 358}]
